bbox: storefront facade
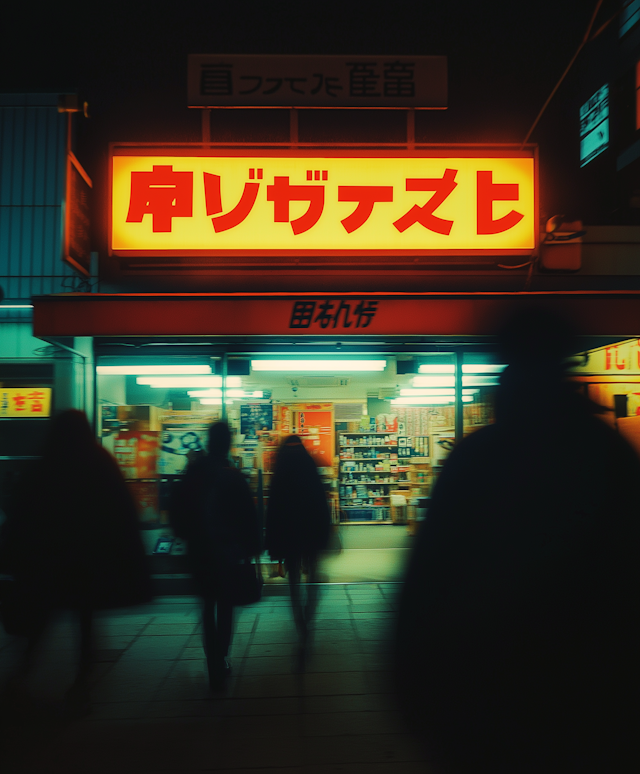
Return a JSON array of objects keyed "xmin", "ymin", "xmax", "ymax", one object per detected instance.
[{"xmin": 5, "ymin": 75, "xmax": 640, "ymax": 586}]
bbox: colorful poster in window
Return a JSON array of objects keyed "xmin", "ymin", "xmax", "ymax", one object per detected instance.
[
  {"xmin": 113, "ymin": 431, "xmax": 160, "ymax": 479},
  {"xmin": 240, "ymin": 403, "xmax": 273, "ymax": 442}
]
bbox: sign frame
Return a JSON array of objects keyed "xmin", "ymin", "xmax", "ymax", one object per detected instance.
[
  {"xmin": 64, "ymin": 151, "xmax": 93, "ymax": 276},
  {"xmin": 188, "ymin": 54, "xmax": 447, "ymax": 109},
  {"xmin": 109, "ymin": 143, "xmax": 538, "ymax": 262}
]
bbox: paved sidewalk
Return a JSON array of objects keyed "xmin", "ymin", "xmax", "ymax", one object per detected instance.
[{"xmin": 0, "ymin": 584, "xmax": 427, "ymax": 774}]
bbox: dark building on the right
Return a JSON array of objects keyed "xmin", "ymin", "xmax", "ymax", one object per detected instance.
[{"xmin": 536, "ymin": 0, "xmax": 640, "ymax": 227}]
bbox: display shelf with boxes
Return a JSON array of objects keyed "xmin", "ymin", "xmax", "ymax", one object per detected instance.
[{"xmin": 338, "ymin": 432, "xmax": 400, "ymax": 521}]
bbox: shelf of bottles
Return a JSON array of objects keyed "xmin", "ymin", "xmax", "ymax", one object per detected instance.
[{"xmin": 339, "ymin": 433, "xmax": 399, "ymax": 520}]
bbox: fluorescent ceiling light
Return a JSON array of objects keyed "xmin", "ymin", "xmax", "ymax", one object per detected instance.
[
  {"xmin": 251, "ymin": 359, "xmax": 387, "ymax": 372},
  {"xmin": 188, "ymin": 389, "xmax": 264, "ymax": 398},
  {"xmin": 417, "ymin": 364, "xmax": 506, "ymax": 374},
  {"xmin": 412, "ymin": 376, "xmax": 499, "ymax": 388},
  {"xmin": 417, "ymin": 364, "xmax": 455, "ymax": 373},
  {"xmin": 462, "ymin": 364, "xmax": 506, "ymax": 374},
  {"xmin": 0, "ymin": 304, "xmax": 33, "ymax": 309},
  {"xmin": 136, "ymin": 376, "xmax": 242, "ymax": 388},
  {"xmin": 98, "ymin": 365, "xmax": 211, "ymax": 375},
  {"xmin": 199, "ymin": 398, "xmax": 235, "ymax": 405},
  {"xmin": 400, "ymin": 388, "xmax": 479, "ymax": 396},
  {"xmin": 391, "ymin": 396, "xmax": 474, "ymax": 406},
  {"xmin": 412, "ymin": 376, "xmax": 455, "ymax": 387}
]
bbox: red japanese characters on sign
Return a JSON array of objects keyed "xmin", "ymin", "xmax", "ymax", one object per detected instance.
[
  {"xmin": 111, "ymin": 149, "xmax": 537, "ymax": 257},
  {"xmin": 0, "ymin": 388, "xmax": 52, "ymax": 418}
]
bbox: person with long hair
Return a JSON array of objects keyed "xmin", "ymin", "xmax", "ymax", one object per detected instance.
[{"xmin": 265, "ymin": 435, "xmax": 330, "ymax": 666}]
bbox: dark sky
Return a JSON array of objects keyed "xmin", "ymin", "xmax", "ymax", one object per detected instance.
[
  {"xmin": 2, "ymin": 1, "xmax": 616, "ymax": 222},
  {"xmin": 3, "ymin": 2, "xmax": 606, "ymax": 131}
]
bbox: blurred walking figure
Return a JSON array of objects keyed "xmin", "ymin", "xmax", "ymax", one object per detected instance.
[
  {"xmin": 395, "ymin": 307, "xmax": 640, "ymax": 774},
  {"xmin": 266, "ymin": 435, "xmax": 330, "ymax": 664},
  {"xmin": 170, "ymin": 421, "xmax": 261, "ymax": 690},
  {"xmin": 0, "ymin": 409, "xmax": 152, "ymax": 717}
]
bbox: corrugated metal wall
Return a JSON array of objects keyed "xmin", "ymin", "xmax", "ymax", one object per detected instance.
[{"xmin": 0, "ymin": 93, "xmax": 82, "ymax": 310}]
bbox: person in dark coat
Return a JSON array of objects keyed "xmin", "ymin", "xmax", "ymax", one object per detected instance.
[
  {"xmin": 170, "ymin": 420, "xmax": 261, "ymax": 690},
  {"xmin": 265, "ymin": 435, "xmax": 330, "ymax": 661},
  {"xmin": 394, "ymin": 308, "xmax": 640, "ymax": 774},
  {"xmin": 0, "ymin": 409, "xmax": 152, "ymax": 716}
]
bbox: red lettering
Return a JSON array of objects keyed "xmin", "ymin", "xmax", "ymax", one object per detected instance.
[{"xmin": 477, "ymin": 170, "xmax": 524, "ymax": 235}]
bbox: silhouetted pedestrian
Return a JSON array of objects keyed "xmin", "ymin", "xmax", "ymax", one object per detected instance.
[
  {"xmin": 0, "ymin": 409, "xmax": 152, "ymax": 717},
  {"xmin": 395, "ymin": 307, "xmax": 640, "ymax": 774},
  {"xmin": 265, "ymin": 435, "xmax": 330, "ymax": 665},
  {"xmin": 170, "ymin": 420, "xmax": 261, "ymax": 690}
]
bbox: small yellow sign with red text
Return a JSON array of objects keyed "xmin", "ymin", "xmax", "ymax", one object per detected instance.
[
  {"xmin": 111, "ymin": 151, "xmax": 536, "ymax": 257},
  {"xmin": 0, "ymin": 388, "xmax": 52, "ymax": 418}
]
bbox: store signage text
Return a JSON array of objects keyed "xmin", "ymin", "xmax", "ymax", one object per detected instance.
[
  {"xmin": 188, "ymin": 55, "xmax": 446, "ymax": 108},
  {"xmin": 290, "ymin": 299, "xmax": 378, "ymax": 329},
  {"xmin": 572, "ymin": 339, "xmax": 640, "ymax": 374},
  {"xmin": 111, "ymin": 152, "xmax": 536, "ymax": 257},
  {"xmin": 0, "ymin": 388, "xmax": 52, "ymax": 418}
]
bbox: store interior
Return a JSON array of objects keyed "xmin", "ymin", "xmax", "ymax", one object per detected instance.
[
  {"xmin": 96, "ymin": 349, "xmax": 504, "ymax": 555},
  {"xmin": 94, "ymin": 337, "xmax": 640, "ymax": 565}
]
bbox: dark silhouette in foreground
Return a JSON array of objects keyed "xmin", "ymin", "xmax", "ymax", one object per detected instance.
[
  {"xmin": 0, "ymin": 409, "xmax": 152, "ymax": 717},
  {"xmin": 170, "ymin": 420, "xmax": 261, "ymax": 690},
  {"xmin": 265, "ymin": 435, "xmax": 330, "ymax": 667},
  {"xmin": 395, "ymin": 308, "xmax": 640, "ymax": 774}
]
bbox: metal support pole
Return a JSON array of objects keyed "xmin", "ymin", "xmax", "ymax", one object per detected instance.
[
  {"xmin": 221, "ymin": 352, "xmax": 228, "ymax": 421},
  {"xmin": 407, "ymin": 108, "xmax": 415, "ymax": 149},
  {"xmin": 454, "ymin": 349, "xmax": 463, "ymax": 447},
  {"xmin": 202, "ymin": 109, "xmax": 211, "ymax": 144}
]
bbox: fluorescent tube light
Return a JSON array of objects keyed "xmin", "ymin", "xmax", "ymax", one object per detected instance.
[
  {"xmin": 412, "ymin": 376, "xmax": 499, "ymax": 388},
  {"xmin": 136, "ymin": 376, "xmax": 242, "ymax": 388},
  {"xmin": 188, "ymin": 389, "xmax": 264, "ymax": 398},
  {"xmin": 251, "ymin": 359, "xmax": 387, "ymax": 372},
  {"xmin": 98, "ymin": 365, "xmax": 212, "ymax": 375},
  {"xmin": 391, "ymin": 396, "xmax": 474, "ymax": 406},
  {"xmin": 417, "ymin": 364, "xmax": 455, "ymax": 373},
  {"xmin": 199, "ymin": 398, "xmax": 235, "ymax": 405},
  {"xmin": 462, "ymin": 364, "xmax": 506, "ymax": 374},
  {"xmin": 412, "ymin": 376, "xmax": 455, "ymax": 387},
  {"xmin": 400, "ymin": 389, "xmax": 479, "ymax": 397}
]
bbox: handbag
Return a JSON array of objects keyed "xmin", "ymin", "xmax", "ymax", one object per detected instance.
[{"xmin": 229, "ymin": 558, "xmax": 263, "ymax": 606}]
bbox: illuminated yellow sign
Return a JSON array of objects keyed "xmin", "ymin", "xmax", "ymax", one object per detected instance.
[
  {"xmin": 111, "ymin": 150, "xmax": 536, "ymax": 256},
  {"xmin": 0, "ymin": 388, "xmax": 52, "ymax": 418}
]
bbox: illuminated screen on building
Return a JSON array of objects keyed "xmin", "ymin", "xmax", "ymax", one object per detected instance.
[
  {"xmin": 580, "ymin": 85, "xmax": 609, "ymax": 168},
  {"xmin": 110, "ymin": 148, "xmax": 537, "ymax": 258}
]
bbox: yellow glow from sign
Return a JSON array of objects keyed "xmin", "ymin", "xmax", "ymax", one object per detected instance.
[{"xmin": 112, "ymin": 154, "xmax": 535, "ymax": 254}]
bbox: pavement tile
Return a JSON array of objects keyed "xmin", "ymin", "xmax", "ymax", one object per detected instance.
[
  {"xmin": 224, "ymin": 711, "xmax": 302, "ymax": 738},
  {"xmin": 251, "ymin": 630, "xmax": 302, "ymax": 645},
  {"xmin": 301, "ymin": 672, "xmax": 368, "ymax": 696},
  {"xmin": 119, "ymin": 635, "xmax": 190, "ymax": 660},
  {"xmin": 240, "ymin": 656, "xmax": 294, "ymax": 676},
  {"xmin": 142, "ymin": 623, "xmax": 199, "ymax": 636},
  {"xmin": 221, "ymin": 696, "xmax": 301, "ymax": 716},
  {"xmin": 302, "ymin": 732, "xmax": 425, "ymax": 765},
  {"xmin": 302, "ymin": 710, "xmax": 404, "ymax": 736},
  {"xmin": 84, "ymin": 700, "xmax": 147, "ymax": 720},
  {"xmin": 144, "ymin": 699, "xmax": 225, "ymax": 718},
  {"xmin": 245, "ymin": 642, "xmax": 299, "ymax": 658},
  {"xmin": 302, "ymin": 654, "xmax": 367, "ymax": 674},
  {"xmin": 301, "ymin": 693, "xmax": 390, "ymax": 714},
  {"xmin": 303, "ymin": 763, "xmax": 425, "ymax": 774},
  {"xmin": 311, "ymin": 620, "xmax": 355, "ymax": 631},
  {"xmin": 234, "ymin": 674, "xmax": 304, "ymax": 699}
]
